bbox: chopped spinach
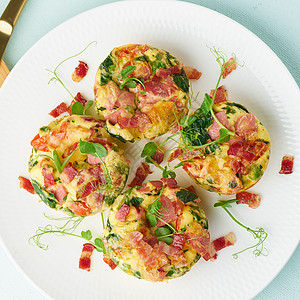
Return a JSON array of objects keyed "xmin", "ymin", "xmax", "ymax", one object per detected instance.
[
  {"xmin": 40, "ymin": 126, "xmax": 50, "ymax": 132},
  {"xmin": 226, "ymin": 102, "xmax": 249, "ymax": 113},
  {"xmin": 228, "ymin": 181, "xmax": 238, "ymax": 189},
  {"xmin": 249, "ymin": 165, "xmax": 263, "ymax": 180},
  {"xmin": 176, "ymin": 189, "xmax": 198, "ymax": 204},
  {"xmin": 28, "ymin": 159, "xmax": 38, "ymax": 170},
  {"xmin": 150, "ymin": 60, "xmax": 167, "ymax": 74},
  {"xmin": 166, "ymin": 268, "xmax": 176, "ymax": 277},
  {"xmin": 222, "ymin": 105, "xmax": 236, "ymax": 114},
  {"xmin": 100, "ymin": 54, "xmax": 114, "ymax": 72},
  {"xmin": 129, "ymin": 196, "xmax": 144, "ymax": 207},
  {"xmin": 99, "ymin": 54, "xmax": 115, "ymax": 86},
  {"xmin": 172, "ymin": 68, "xmax": 189, "ymax": 92},
  {"xmin": 105, "ymin": 124, "xmax": 134, "ymax": 143},
  {"xmin": 133, "ymin": 271, "xmax": 142, "ymax": 279},
  {"xmin": 182, "ymin": 109, "xmax": 213, "ymax": 147},
  {"xmin": 106, "ymin": 233, "xmax": 120, "ymax": 242},
  {"xmin": 106, "ymin": 219, "xmax": 113, "ymax": 232},
  {"xmin": 31, "ymin": 179, "xmax": 57, "ymax": 209},
  {"xmin": 103, "ymin": 195, "xmax": 115, "ymax": 206}
]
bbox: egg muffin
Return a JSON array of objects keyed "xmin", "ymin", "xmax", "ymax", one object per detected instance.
[
  {"xmin": 169, "ymin": 90, "xmax": 270, "ymax": 195},
  {"xmin": 29, "ymin": 115, "xmax": 130, "ymax": 216},
  {"xmin": 103, "ymin": 178, "xmax": 210, "ymax": 282},
  {"xmin": 94, "ymin": 44, "xmax": 189, "ymax": 142}
]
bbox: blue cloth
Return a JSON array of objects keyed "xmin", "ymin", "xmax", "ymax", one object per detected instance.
[{"xmin": 0, "ymin": 0, "xmax": 299, "ymax": 299}]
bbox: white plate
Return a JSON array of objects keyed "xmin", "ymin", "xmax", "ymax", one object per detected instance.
[{"xmin": 0, "ymin": 1, "xmax": 299, "ymax": 299}]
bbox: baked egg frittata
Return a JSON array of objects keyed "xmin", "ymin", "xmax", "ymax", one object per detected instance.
[
  {"xmin": 103, "ymin": 179, "xmax": 210, "ymax": 282},
  {"xmin": 171, "ymin": 93, "xmax": 271, "ymax": 195},
  {"xmin": 29, "ymin": 115, "xmax": 130, "ymax": 216},
  {"xmin": 94, "ymin": 44, "xmax": 189, "ymax": 142}
]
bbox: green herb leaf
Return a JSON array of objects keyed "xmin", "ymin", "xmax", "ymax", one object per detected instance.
[
  {"xmin": 141, "ymin": 142, "xmax": 158, "ymax": 158},
  {"xmin": 124, "ymin": 81, "xmax": 137, "ymax": 89},
  {"xmin": 81, "ymin": 229, "xmax": 92, "ymax": 240},
  {"xmin": 79, "ymin": 140, "xmax": 107, "ymax": 158},
  {"xmin": 83, "ymin": 100, "xmax": 94, "ymax": 114},
  {"xmin": 201, "ymin": 93, "xmax": 213, "ymax": 115},
  {"xmin": 94, "ymin": 238, "xmax": 105, "ymax": 253},
  {"xmin": 121, "ymin": 65, "xmax": 136, "ymax": 80},
  {"xmin": 214, "ymin": 198, "xmax": 239, "ymax": 208},
  {"xmin": 147, "ymin": 213, "xmax": 158, "ymax": 227},
  {"xmin": 154, "ymin": 226, "xmax": 173, "ymax": 244},
  {"xmin": 53, "ymin": 150, "xmax": 63, "ymax": 173},
  {"xmin": 71, "ymin": 102, "xmax": 84, "ymax": 115}
]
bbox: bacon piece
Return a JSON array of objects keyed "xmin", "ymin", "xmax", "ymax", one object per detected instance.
[
  {"xmin": 62, "ymin": 142, "xmax": 78, "ymax": 158},
  {"xmin": 87, "ymin": 154, "xmax": 102, "ymax": 165},
  {"xmin": 156, "ymin": 195, "xmax": 177, "ymax": 227},
  {"xmin": 72, "ymin": 61, "xmax": 89, "ymax": 82},
  {"xmin": 139, "ymin": 180, "xmax": 163, "ymax": 194},
  {"xmin": 151, "ymin": 147, "xmax": 164, "ymax": 165},
  {"xmin": 103, "ymin": 254, "xmax": 117, "ymax": 270},
  {"xmin": 88, "ymin": 166, "xmax": 106, "ymax": 184},
  {"xmin": 60, "ymin": 163, "xmax": 78, "ymax": 184},
  {"xmin": 117, "ymin": 44, "xmax": 149, "ymax": 58},
  {"xmin": 144, "ymin": 79, "xmax": 175, "ymax": 98},
  {"xmin": 31, "ymin": 134, "xmax": 49, "ymax": 152},
  {"xmin": 115, "ymin": 203, "xmax": 131, "ymax": 222},
  {"xmin": 79, "ymin": 243, "xmax": 95, "ymax": 271},
  {"xmin": 156, "ymin": 64, "xmax": 181, "ymax": 78},
  {"xmin": 158, "ymin": 241, "xmax": 180, "ymax": 257},
  {"xmin": 41, "ymin": 168, "xmax": 55, "ymax": 188},
  {"xmin": 128, "ymin": 162, "xmax": 152, "ymax": 187},
  {"xmin": 104, "ymin": 81, "xmax": 136, "ymax": 111},
  {"xmin": 222, "ymin": 58, "xmax": 236, "ymax": 79},
  {"xmin": 129, "ymin": 231, "xmax": 144, "ymax": 247},
  {"xmin": 69, "ymin": 201, "xmax": 91, "ymax": 216},
  {"xmin": 236, "ymin": 191, "xmax": 261, "ymax": 209},
  {"xmin": 172, "ymin": 234, "xmax": 186, "ymax": 250},
  {"xmin": 75, "ymin": 92, "xmax": 87, "ymax": 106},
  {"xmin": 203, "ymin": 232, "xmax": 236, "ymax": 261},
  {"xmin": 49, "ymin": 102, "xmax": 68, "ymax": 118},
  {"xmin": 105, "ymin": 107, "xmax": 132, "ymax": 125},
  {"xmin": 168, "ymin": 148, "xmax": 203, "ymax": 162},
  {"xmin": 18, "ymin": 176, "xmax": 35, "ymax": 194},
  {"xmin": 183, "ymin": 66, "xmax": 202, "ymax": 80},
  {"xmin": 279, "ymin": 156, "xmax": 294, "ymax": 174},
  {"xmin": 53, "ymin": 184, "xmax": 67, "ymax": 204},
  {"xmin": 208, "ymin": 110, "xmax": 233, "ymax": 140},
  {"xmin": 210, "ymin": 85, "xmax": 229, "ymax": 104},
  {"xmin": 235, "ymin": 114, "xmax": 257, "ymax": 142},
  {"xmin": 186, "ymin": 229, "xmax": 210, "ymax": 257},
  {"xmin": 161, "ymin": 177, "xmax": 178, "ymax": 189},
  {"xmin": 79, "ymin": 180, "xmax": 99, "ymax": 198},
  {"xmin": 68, "ymin": 93, "xmax": 88, "ymax": 114}
]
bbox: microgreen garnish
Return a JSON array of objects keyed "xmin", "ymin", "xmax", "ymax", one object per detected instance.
[
  {"xmin": 214, "ymin": 199, "xmax": 268, "ymax": 258},
  {"xmin": 141, "ymin": 141, "xmax": 189, "ymax": 178},
  {"xmin": 46, "ymin": 41, "xmax": 96, "ymax": 99},
  {"xmin": 71, "ymin": 100, "xmax": 94, "ymax": 115},
  {"xmin": 29, "ymin": 225, "xmax": 105, "ymax": 253},
  {"xmin": 145, "ymin": 187, "xmax": 182, "ymax": 244},
  {"xmin": 29, "ymin": 213, "xmax": 105, "ymax": 253},
  {"xmin": 79, "ymin": 140, "xmax": 112, "ymax": 189},
  {"xmin": 119, "ymin": 65, "xmax": 146, "ymax": 94},
  {"xmin": 46, "ymin": 41, "xmax": 96, "ymax": 114}
]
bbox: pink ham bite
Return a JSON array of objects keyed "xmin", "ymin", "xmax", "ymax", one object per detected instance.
[
  {"xmin": 208, "ymin": 110, "xmax": 233, "ymax": 140},
  {"xmin": 235, "ymin": 114, "xmax": 257, "ymax": 141}
]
